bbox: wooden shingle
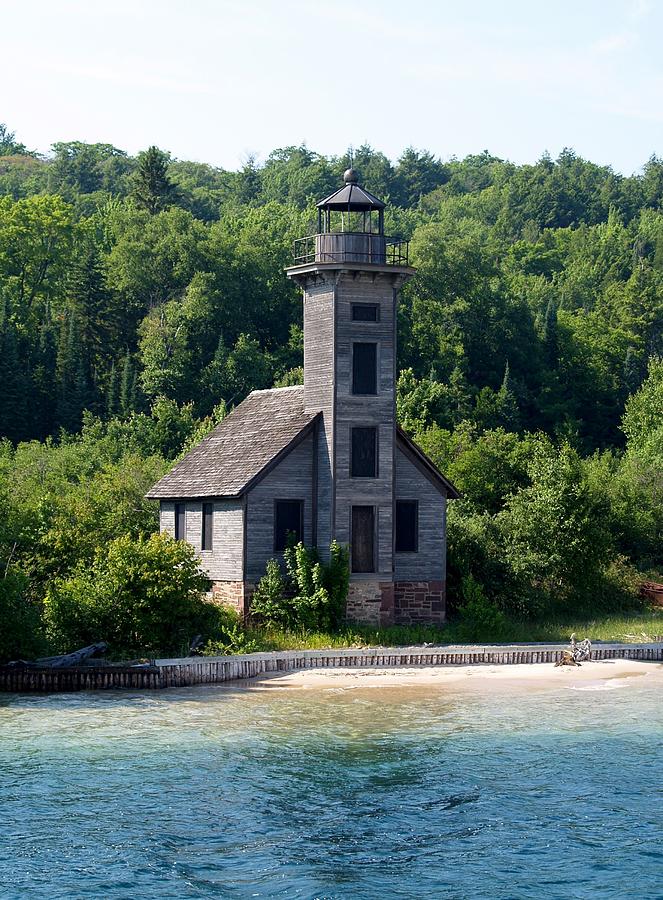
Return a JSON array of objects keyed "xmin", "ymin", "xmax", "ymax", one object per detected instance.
[{"xmin": 146, "ymin": 386, "xmax": 317, "ymax": 499}]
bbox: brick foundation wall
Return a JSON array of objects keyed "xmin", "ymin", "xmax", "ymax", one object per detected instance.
[
  {"xmin": 393, "ymin": 580, "xmax": 445, "ymax": 625},
  {"xmin": 210, "ymin": 581, "xmax": 254, "ymax": 619}
]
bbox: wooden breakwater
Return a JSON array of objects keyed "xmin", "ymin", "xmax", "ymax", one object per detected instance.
[
  {"xmin": 0, "ymin": 664, "xmax": 161, "ymax": 693},
  {"xmin": 1, "ymin": 642, "xmax": 662, "ymax": 693}
]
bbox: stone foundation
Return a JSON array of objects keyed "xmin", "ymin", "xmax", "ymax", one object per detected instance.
[
  {"xmin": 210, "ymin": 581, "xmax": 254, "ymax": 618},
  {"xmin": 346, "ymin": 581, "xmax": 395, "ymax": 627},
  {"xmin": 393, "ymin": 580, "xmax": 446, "ymax": 625},
  {"xmin": 211, "ymin": 579, "xmax": 445, "ymax": 627}
]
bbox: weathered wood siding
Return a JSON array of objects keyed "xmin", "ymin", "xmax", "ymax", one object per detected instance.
[
  {"xmin": 245, "ymin": 433, "xmax": 314, "ymax": 581},
  {"xmin": 394, "ymin": 448, "xmax": 446, "ymax": 581},
  {"xmin": 160, "ymin": 499, "xmax": 244, "ymax": 581},
  {"xmin": 303, "ymin": 281, "xmax": 335, "ymax": 554},
  {"xmin": 333, "ymin": 272, "xmax": 397, "ymax": 577}
]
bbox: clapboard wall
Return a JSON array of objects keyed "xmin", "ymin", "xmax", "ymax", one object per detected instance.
[
  {"xmin": 160, "ymin": 499, "xmax": 244, "ymax": 582},
  {"xmin": 245, "ymin": 433, "xmax": 314, "ymax": 581},
  {"xmin": 394, "ymin": 447, "xmax": 446, "ymax": 581},
  {"xmin": 333, "ymin": 272, "xmax": 397, "ymax": 577}
]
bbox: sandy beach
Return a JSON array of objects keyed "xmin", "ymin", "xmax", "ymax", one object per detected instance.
[{"xmin": 251, "ymin": 658, "xmax": 663, "ymax": 693}]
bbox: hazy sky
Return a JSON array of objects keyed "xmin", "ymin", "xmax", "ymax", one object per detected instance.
[{"xmin": 4, "ymin": 0, "xmax": 662, "ymax": 174}]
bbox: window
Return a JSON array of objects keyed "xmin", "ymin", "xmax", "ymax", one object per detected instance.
[
  {"xmin": 351, "ymin": 505, "xmax": 375, "ymax": 573},
  {"xmin": 274, "ymin": 499, "xmax": 304, "ymax": 551},
  {"xmin": 175, "ymin": 503, "xmax": 186, "ymax": 540},
  {"xmin": 202, "ymin": 502, "xmax": 214, "ymax": 551},
  {"xmin": 395, "ymin": 500, "xmax": 418, "ymax": 552},
  {"xmin": 352, "ymin": 303, "xmax": 379, "ymax": 322},
  {"xmin": 352, "ymin": 342, "xmax": 377, "ymax": 395},
  {"xmin": 351, "ymin": 427, "xmax": 377, "ymax": 478}
]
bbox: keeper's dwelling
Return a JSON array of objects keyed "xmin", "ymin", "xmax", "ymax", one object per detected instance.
[{"xmin": 147, "ymin": 170, "xmax": 459, "ymax": 625}]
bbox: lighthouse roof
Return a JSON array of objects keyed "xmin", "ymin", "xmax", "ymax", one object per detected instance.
[{"xmin": 316, "ymin": 180, "xmax": 385, "ymax": 211}]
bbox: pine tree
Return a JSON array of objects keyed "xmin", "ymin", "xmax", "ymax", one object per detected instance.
[
  {"xmin": 106, "ymin": 362, "xmax": 118, "ymax": 419},
  {"xmin": 497, "ymin": 362, "xmax": 520, "ymax": 431},
  {"xmin": 56, "ymin": 312, "xmax": 90, "ymax": 433},
  {"xmin": 119, "ymin": 350, "xmax": 134, "ymax": 417},
  {"xmin": 542, "ymin": 300, "xmax": 558, "ymax": 367},
  {"xmin": 32, "ymin": 305, "xmax": 58, "ymax": 439},
  {"xmin": 0, "ymin": 300, "xmax": 29, "ymax": 442},
  {"xmin": 65, "ymin": 240, "xmax": 117, "ymax": 406},
  {"xmin": 449, "ymin": 364, "xmax": 472, "ymax": 423},
  {"xmin": 623, "ymin": 347, "xmax": 643, "ymax": 398},
  {"xmin": 132, "ymin": 146, "xmax": 176, "ymax": 213}
]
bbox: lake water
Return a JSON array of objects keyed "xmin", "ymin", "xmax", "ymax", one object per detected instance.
[{"xmin": 1, "ymin": 668, "xmax": 662, "ymax": 899}]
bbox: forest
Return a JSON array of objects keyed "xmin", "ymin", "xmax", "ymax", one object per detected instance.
[{"xmin": 0, "ymin": 123, "xmax": 661, "ymax": 659}]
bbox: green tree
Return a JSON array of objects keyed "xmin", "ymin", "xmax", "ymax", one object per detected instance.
[
  {"xmin": 0, "ymin": 123, "xmax": 32, "ymax": 156},
  {"xmin": 43, "ymin": 533, "xmax": 214, "ymax": 656},
  {"xmin": 132, "ymin": 146, "xmax": 176, "ymax": 213}
]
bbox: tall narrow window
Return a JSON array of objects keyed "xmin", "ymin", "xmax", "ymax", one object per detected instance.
[
  {"xmin": 351, "ymin": 505, "xmax": 375, "ymax": 573},
  {"xmin": 395, "ymin": 500, "xmax": 418, "ymax": 552},
  {"xmin": 351, "ymin": 427, "xmax": 377, "ymax": 477},
  {"xmin": 274, "ymin": 499, "xmax": 304, "ymax": 551},
  {"xmin": 352, "ymin": 342, "xmax": 377, "ymax": 395},
  {"xmin": 202, "ymin": 502, "xmax": 214, "ymax": 551},
  {"xmin": 175, "ymin": 503, "xmax": 186, "ymax": 540},
  {"xmin": 352, "ymin": 303, "xmax": 379, "ymax": 322}
]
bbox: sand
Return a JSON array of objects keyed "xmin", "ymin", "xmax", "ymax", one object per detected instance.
[{"xmin": 251, "ymin": 659, "xmax": 663, "ymax": 693}]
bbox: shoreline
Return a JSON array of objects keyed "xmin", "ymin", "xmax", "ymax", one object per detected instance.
[
  {"xmin": 3, "ymin": 644, "xmax": 662, "ymax": 694},
  {"xmin": 249, "ymin": 658, "xmax": 663, "ymax": 692}
]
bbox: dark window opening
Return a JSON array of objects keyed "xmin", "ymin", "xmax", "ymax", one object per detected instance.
[
  {"xmin": 274, "ymin": 499, "xmax": 304, "ymax": 552},
  {"xmin": 351, "ymin": 427, "xmax": 378, "ymax": 478},
  {"xmin": 352, "ymin": 303, "xmax": 379, "ymax": 322},
  {"xmin": 202, "ymin": 502, "xmax": 214, "ymax": 551},
  {"xmin": 352, "ymin": 342, "xmax": 377, "ymax": 395},
  {"xmin": 175, "ymin": 503, "xmax": 186, "ymax": 540},
  {"xmin": 351, "ymin": 505, "xmax": 375, "ymax": 573},
  {"xmin": 395, "ymin": 500, "xmax": 418, "ymax": 552}
]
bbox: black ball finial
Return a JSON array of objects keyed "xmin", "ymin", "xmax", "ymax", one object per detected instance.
[{"xmin": 343, "ymin": 168, "xmax": 359, "ymax": 184}]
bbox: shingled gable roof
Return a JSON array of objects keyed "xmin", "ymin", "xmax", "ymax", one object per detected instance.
[
  {"xmin": 396, "ymin": 427, "xmax": 461, "ymax": 499},
  {"xmin": 146, "ymin": 386, "xmax": 318, "ymax": 500}
]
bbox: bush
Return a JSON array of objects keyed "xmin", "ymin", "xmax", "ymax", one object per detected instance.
[
  {"xmin": 250, "ymin": 541, "xmax": 350, "ymax": 631},
  {"xmin": 249, "ymin": 558, "xmax": 290, "ymax": 626},
  {"xmin": 0, "ymin": 568, "xmax": 46, "ymax": 662},
  {"xmin": 455, "ymin": 574, "xmax": 508, "ymax": 641},
  {"xmin": 43, "ymin": 532, "xmax": 218, "ymax": 658}
]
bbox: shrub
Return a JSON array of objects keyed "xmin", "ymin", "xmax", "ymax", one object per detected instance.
[
  {"xmin": 249, "ymin": 559, "xmax": 291, "ymax": 627},
  {"xmin": 455, "ymin": 575, "xmax": 508, "ymax": 641},
  {"xmin": 250, "ymin": 541, "xmax": 350, "ymax": 631},
  {"xmin": 43, "ymin": 532, "xmax": 218, "ymax": 658},
  {"xmin": 0, "ymin": 568, "xmax": 46, "ymax": 662},
  {"xmin": 202, "ymin": 618, "xmax": 261, "ymax": 655}
]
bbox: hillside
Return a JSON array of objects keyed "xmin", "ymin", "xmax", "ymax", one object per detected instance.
[{"xmin": 0, "ymin": 127, "xmax": 661, "ymax": 659}]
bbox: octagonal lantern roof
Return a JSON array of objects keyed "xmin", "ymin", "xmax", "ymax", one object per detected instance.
[{"xmin": 317, "ymin": 169, "xmax": 386, "ymax": 211}]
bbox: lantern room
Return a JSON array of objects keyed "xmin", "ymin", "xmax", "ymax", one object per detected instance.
[{"xmin": 292, "ymin": 169, "xmax": 409, "ymax": 267}]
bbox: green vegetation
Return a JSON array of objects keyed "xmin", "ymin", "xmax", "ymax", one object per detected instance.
[
  {"xmin": 251, "ymin": 541, "xmax": 349, "ymax": 631},
  {"xmin": 203, "ymin": 609, "xmax": 663, "ymax": 653},
  {"xmin": 0, "ymin": 127, "xmax": 661, "ymax": 660}
]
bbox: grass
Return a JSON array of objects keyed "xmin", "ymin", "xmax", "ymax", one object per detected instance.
[{"xmin": 214, "ymin": 607, "xmax": 663, "ymax": 654}]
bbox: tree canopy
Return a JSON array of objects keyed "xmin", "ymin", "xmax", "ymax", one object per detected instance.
[{"xmin": 0, "ymin": 123, "xmax": 661, "ymax": 657}]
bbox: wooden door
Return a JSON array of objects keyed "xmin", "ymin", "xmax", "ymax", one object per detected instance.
[{"xmin": 351, "ymin": 506, "xmax": 375, "ymax": 573}]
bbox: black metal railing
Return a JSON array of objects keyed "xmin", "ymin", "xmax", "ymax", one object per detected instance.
[{"xmin": 292, "ymin": 233, "xmax": 409, "ymax": 267}]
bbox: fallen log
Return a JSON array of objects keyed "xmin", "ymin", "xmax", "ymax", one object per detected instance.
[{"xmin": 8, "ymin": 642, "xmax": 109, "ymax": 669}]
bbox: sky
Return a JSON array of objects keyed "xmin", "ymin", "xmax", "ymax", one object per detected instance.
[{"xmin": 3, "ymin": 0, "xmax": 663, "ymax": 175}]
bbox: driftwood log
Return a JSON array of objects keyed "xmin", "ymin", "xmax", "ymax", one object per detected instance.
[
  {"xmin": 9, "ymin": 642, "xmax": 109, "ymax": 669},
  {"xmin": 555, "ymin": 633, "xmax": 592, "ymax": 667}
]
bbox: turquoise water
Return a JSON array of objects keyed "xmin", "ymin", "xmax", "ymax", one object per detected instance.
[{"xmin": 1, "ymin": 668, "xmax": 662, "ymax": 899}]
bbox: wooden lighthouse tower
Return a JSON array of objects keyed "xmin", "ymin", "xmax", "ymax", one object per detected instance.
[
  {"xmin": 150, "ymin": 169, "xmax": 458, "ymax": 626},
  {"xmin": 286, "ymin": 169, "xmax": 456, "ymax": 623}
]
